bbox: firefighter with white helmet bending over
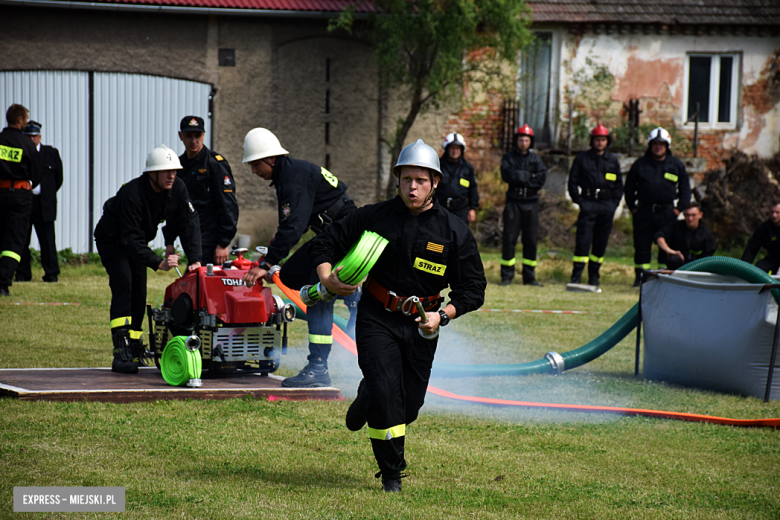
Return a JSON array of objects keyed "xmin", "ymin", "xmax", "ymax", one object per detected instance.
[
  {"xmin": 307, "ymin": 139, "xmax": 487, "ymax": 493},
  {"xmin": 240, "ymin": 128, "xmax": 359, "ymax": 388},
  {"xmin": 624, "ymin": 127, "xmax": 691, "ymax": 287},
  {"xmin": 94, "ymin": 144, "xmax": 202, "ymax": 374},
  {"xmin": 437, "ymin": 132, "xmax": 479, "ymax": 223}
]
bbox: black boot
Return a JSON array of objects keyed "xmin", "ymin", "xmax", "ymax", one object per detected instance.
[
  {"xmin": 111, "ymin": 328, "xmax": 138, "ymax": 374},
  {"xmin": 522, "ymin": 263, "xmax": 542, "ymax": 286},
  {"xmin": 570, "ymin": 262, "xmax": 586, "ymax": 284},
  {"xmin": 587, "ymin": 262, "xmax": 601, "ymax": 286},
  {"xmin": 633, "ymin": 268, "xmax": 644, "ymax": 288},
  {"xmin": 282, "ymin": 358, "xmax": 331, "ymax": 388},
  {"xmin": 345, "ymin": 379, "xmax": 368, "ymax": 431},
  {"xmin": 499, "ymin": 265, "xmax": 514, "ymax": 286}
]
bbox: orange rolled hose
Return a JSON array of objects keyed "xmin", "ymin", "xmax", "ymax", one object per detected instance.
[{"xmin": 271, "ymin": 273, "xmax": 780, "ymax": 429}]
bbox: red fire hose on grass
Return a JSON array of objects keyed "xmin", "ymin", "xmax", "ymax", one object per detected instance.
[{"xmin": 270, "ymin": 272, "xmax": 780, "ymax": 429}]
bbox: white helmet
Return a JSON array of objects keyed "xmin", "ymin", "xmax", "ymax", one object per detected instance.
[
  {"xmin": 394, "ymin": 139, "xmax": 441, "ymax": 176},
  {"xmin": 143, "ymin": 144, "xmax": 182, "ymax": 173},
  {"xmin": 647, "ymin": 127, "xmax": 672, "ymax": 147},
  {"xmin": 442, "ymin": 132, "xmax": 467, "ymax": 152},
  {"xmin": 242, "ymin": 128, "xmax": 289, "ymax": 163}
]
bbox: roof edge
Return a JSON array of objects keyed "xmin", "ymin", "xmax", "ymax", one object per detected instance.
[{"xmin": 0, "ymin": 0, "xmax": 361, "ymax": 17}]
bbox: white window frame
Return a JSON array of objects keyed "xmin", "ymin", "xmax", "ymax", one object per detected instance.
[{"xmin": 683, "ymin": 52, "xmax": 740, "ymax": 130}]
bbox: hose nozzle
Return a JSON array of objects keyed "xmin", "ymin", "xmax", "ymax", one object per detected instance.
[{"xmin": 414, "ymin": 297, "xmax": 439, "ymax": 340}]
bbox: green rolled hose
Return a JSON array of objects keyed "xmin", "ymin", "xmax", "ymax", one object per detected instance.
[
  {"xmin": 431, "ymin": 257, "xmax": 779, "ymax": 377},
  {"xmin": 334, "ymin": 230, "xmax": 389, "ymax": 285},
  {"xmin": 160, "ymin": 336, "xmax": 202, "ymax": 386}
]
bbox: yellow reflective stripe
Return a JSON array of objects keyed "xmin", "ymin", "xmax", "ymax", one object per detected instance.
[
  {"xmin": 128, "ymin": 330, "xmax": 143, "ymax": 340},
  {"xmin": 1, "ymin": 250, "xmax": 21, "ymax": 262},
  {"xmin": 605, "ymin": 173, "xmax": 617, "ymax": 181},
  {"xmin": 522, "ymin": 258, "xmax": 537, "ymax": 267},
  {"xmin": 690, "ymin": 250, "xmax": 702, "ymax": 256},
  {"xmin": 634, "ymin": 263, "xmax": 651, "ymax": 270},
  {"xmin": 664, "ymin": 172, "xmax": 678, "ymax": 182},
  {"xmin": 110, "ymin": 316, "xmax": 132, "ymax": 328},
  {"xmin": 309, "ymin": 334, "xmax": 333, "ymax": 345},
  {"xmin": 320, "ymin": 167, "xmax": 338, "ymax": 188},
  {"xmin": 0, "ymin": 145, "xmax": 23, "ymax": 163},
  {"xmin": 459, "ymin": 178, "xmax": 470, "ymax": 187},
  {"xmin": 500, "ymin": 258, "xmax": 516, "ymax": 266},
  {"xmin": 572, "ymin": 256, "xmax": 588, "ymax": 263},
  {"xmin": 368, "ymin": 424, "xmax": 406, "ymax": 441},
  {"xmin": 589, "ymin": 254, "xmax": 604, "ymax": 264}
]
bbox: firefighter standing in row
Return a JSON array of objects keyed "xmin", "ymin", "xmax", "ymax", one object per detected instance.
[
  {"xmin": 624, "ymin": 127, "xmax": 691, "ymax": 287},
  {"xmin": 741, "ymin": 202, "xmax": 780, "ymax": 274},
  {"xmin": 241, "ymin": 128, "xmax": 359, "ymax": 388},
  {"xmin": 437, "ymin": 132, "xmax": 479, "ymax": 224},
  {"xmin": 500, "ymin": 124, "xmax": 546, "ymax": 286},
  {"xmin": 0, "ymin": 104, "xmax": 42, "ymax": 297},
  {"xmin": 307, "ymin": 139, "xmax": 486, "ymax": 492},
  {"xmin": 94, "ymin": 144, "xmax": 202, "ymax": 373},
  {"xmin": 16, "ymin": 120, "xmax": 63, "ymax": 283},
  {"xmin": 164, "ymin": 116, "xmax": 238, "ymax": 266},
  {"xmin": 567, "ymin": 124, "xmax": 623, "ymax": 286}
]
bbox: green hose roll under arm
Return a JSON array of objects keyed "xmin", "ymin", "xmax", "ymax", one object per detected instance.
[
  {"xmin": 160, "ymin": 336, "xmax": 202, "ymax": 386},
  {"xmin": 431, "ymin": 257, "xmax": 778, "ymax": 378},
  {"xmin": 334, "ymin": 231, "xmax": 389, "ymax": 285}
]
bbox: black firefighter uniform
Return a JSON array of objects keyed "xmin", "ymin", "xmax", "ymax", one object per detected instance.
[
  {"xmin": 567, "ymin": 148, "xmax": 623, "ymax": 285},
  {"xmin": 94, "ymin": 175, "xmax": 201, "ymax": 342},
  {"xmin": 165, "ymin": 145, "xmax": 238, "ymax": 265},
  {"xmin": 308, "ymin": 195, "xmax": 486, "ymax": 480},
  {"xmin": 0, "ymin": 125, "xmax": 43, "ymax": 292},
  {"xmin": 500, "ymin": 148, "xmax": 547, "ymax": 283}
]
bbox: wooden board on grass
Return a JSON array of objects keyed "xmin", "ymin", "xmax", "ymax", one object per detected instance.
[{"xmin": 0, "ymin": 367, "xmax": 342, "ymax": 403}]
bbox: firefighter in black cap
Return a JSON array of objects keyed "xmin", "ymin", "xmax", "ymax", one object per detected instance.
[
  {"xmin": 567, "ymin": 124, "xmax": 623, "ymax": 286},
  {"xmin": 94, "ymin": 144, "xmax": 202, "ymax": 373},
  {"xmin": 0, "ymin": 104, "xmax": 43, "ymax": 297},
  {"xmin": 500, "ymin": 124, "xmax": 546, "ymax": 286},
  {"xmin": 164, "ymin": 116, "xmax": 238, "ymax": 266},
  {"xmin": 16, "ymin": 120, "xmax": 63, "ymax": 283},
  {"xmin": 437, "ymin": 132, "xmax": 479, "ymax": 224},
  {"xmin": 307, "ymin": 139, "xmax": 486, "ymax": 493},
  {"xmin": 625, "ymin": 127, "xmax": 691, "ymax": 286},
  {"xmin": 240, "ymin": 128, "xmax": 359, "ymax": 388}
]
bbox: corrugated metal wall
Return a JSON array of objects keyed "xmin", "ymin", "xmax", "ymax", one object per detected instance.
[
  {"xmin": 1, "ymin": 70, "xmax": 211, "ymax": 253},
  {"xmin": 0, "ymin": 71, "xmax": 90, "ymax": 252}
]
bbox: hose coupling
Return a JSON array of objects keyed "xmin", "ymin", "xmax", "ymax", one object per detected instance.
[
  {"xmin": 264, "ymin": 264, "xmax": 281, "ymax": 284},
  {"xmin": 300, "ymin": 282, "xmax": 336, "ymax": 306},
  {"xmin": 544, "ymin": 351, "xmax": 565, "ymax": 375},
  {"xmin": 185, "ymin": 335, "xmax": 201, "ymax": 352},
  {"xmin": 413, "ymin": 297, "xmax": 440, "ymax": 340}
]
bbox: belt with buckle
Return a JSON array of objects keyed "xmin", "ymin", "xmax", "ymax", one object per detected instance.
[
  {"xmin": 365, "ymin": 276, "xmax": 441, "ymax": 315},
  {"xmin": 639, "ymin": 202, "xmax": 673, "ymax": 213},
  {"xmin": 0, "ymin": 179, "xmax": 32, "ymax": 190},
  {"xmin": 582, "ymin": 188, "xmax": 614, "ymax": 201}
]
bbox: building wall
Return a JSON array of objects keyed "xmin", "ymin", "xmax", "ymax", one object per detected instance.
[
  {"xmin": 557, "ymin": 29, "xmax": 780, "ymax": 170},
  {"xmin": 0, "ymin": 7, "xmax": 391, "ymax": 246}
]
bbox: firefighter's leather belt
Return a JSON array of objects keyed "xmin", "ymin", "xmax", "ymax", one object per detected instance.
[
  {"xmin": 309, "ymin": 196, "xmax": 349, "ymax": 235},
  {"xmin": 508, "ymin": 187, "xmax": 539, "ymax": 199},
  {"xmin": 581, "ymin": 188, "xmax": 615, "ymax": 201},
  {"xmin": 365, "ymin": 276, "xmax": 441, "ymax": 316}
]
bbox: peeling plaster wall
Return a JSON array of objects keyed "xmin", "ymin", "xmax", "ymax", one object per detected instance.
[{"xmin": 559, "ymin": 30, "xmax": 780, "ymax": 168}]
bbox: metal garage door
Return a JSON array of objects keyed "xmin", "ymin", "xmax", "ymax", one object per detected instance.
[{"xmin": 1, "ymin": 70, "xmax": 212, "ymax": 253}]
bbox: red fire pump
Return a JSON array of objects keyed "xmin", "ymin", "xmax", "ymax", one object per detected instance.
[{"xmin": 146, "ymin": 247, "xmax": 296, "ymax": 375}]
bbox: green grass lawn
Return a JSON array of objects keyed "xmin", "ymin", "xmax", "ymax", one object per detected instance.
[{"xmin": 1, "ymin": 259, "xmax": 779, "ymax": 519}]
